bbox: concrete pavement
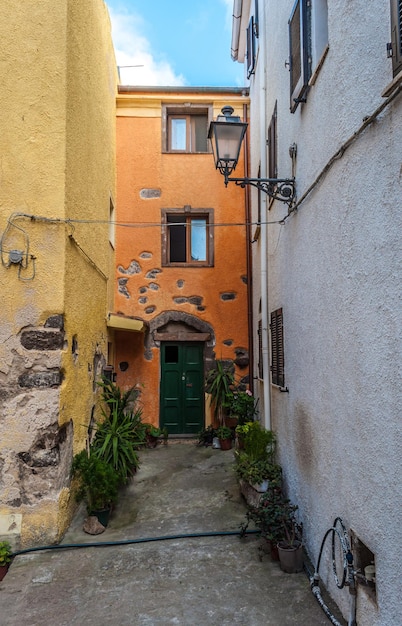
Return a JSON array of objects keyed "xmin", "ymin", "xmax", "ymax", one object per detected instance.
[{"xmin": 0, "ymin": 442, "xmax": 344, "ymax": 625}]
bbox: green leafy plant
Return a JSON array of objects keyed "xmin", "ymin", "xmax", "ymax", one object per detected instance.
[
  {"xmin": 97, "ymin": 376, "xmax": 141, "ymax": 418},
  {"xmin": 235, "ymin": 453, "xmax": 282, "ymax": 485},
  {"xmin": 71, "ymin": 450, "xmax": 120, "ymax": 513},
  {"xmin": 205, "ymin": 360, "xmax": 235, "ymax": 424},
  {"xmin": 227, "ymin": 389, "xmax": 258, "ymax": 424},
  {"xmin": 0, "ymin": 541, "xmax": 12, "ymax": 567},
  {"xmin": 244, "ymin": 480, "xmax": 301, "ymax": 546},
  {"xmin": 197, "ymin": 425, "xmax": 216, "ymax": 446},
  {"xmin": 146, "ymin": 425, "xmax": 162, "ymax": 438},
  {"xmin": 92, "ymin": 404, "xmax": 141, "ymax": 483},
  {"xmin": 216, "ymin": 425, "xmax": 233, "ymax": 440},
  {"xmin": 244, "ymin": 421, "xmax": 276, "ymax": 462}
]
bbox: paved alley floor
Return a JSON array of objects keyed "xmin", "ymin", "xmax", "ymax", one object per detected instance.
[{"xmin": 0, "ymin": 442, "xmax": 344, "ymax": 626}]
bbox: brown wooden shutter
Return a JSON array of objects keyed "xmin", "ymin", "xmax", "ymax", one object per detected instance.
[
  {"xmin": 267, "ymin": 103, "xmax": 277, "ymax": 181},
  {"xmin": 271, "ymin": 308, "xmax": 284, "ymax": 387},
  {"xmin": 246, "ymin": 16, "xmax": 256, "ymax": 78},
  {"xmin": 288, "ymin": 0, "xmax": 310, "ymax": 113},
  {"xmin": 258, "ymin": 319, "xmax": 263, "ymax": 379},
  {"xmin": 254, "ymin": 0, "xmax": 259, "ymax": 38},
  {"xmin": 390, "ymin": 0, "xmax": 402, "ymax": 76}
]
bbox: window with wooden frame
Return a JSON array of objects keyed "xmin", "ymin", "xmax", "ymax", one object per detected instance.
[
  {"xmin": 390, "ymin": 0, "xmax": 402, "ymax": 77},
  {"xmin": 270, "ymin": 308, "xmax": 285, "ymax": 387},
  {"xmin": 289, "ymin": 1, "xmax": 329, "ymax": 111},
  {"xmin": 161, "ymin": 208, "xmax": 214, "ymax": 267},
  {"xmin": 162, "ymin": 105, "xmax": 211, "ymax": 153}
]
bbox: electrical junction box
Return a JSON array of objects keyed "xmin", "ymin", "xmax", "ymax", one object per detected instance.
[{"xmin": 9, "ymin": 250, "xmax": 23, "ymax": 264}]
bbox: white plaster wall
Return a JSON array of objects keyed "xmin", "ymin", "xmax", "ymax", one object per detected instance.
[{"xmin": 245, "ymin": 1, "xmax": 402, "ymax": 624}]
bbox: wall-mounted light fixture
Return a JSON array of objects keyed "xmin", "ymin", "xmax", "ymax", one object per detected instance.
[{"xmin": 208, "ymin": 106, "xmax": 295, "ymax": 206}]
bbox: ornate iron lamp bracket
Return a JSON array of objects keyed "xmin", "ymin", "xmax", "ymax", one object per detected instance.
[{"xmin": 226, "ymin": 176, "xmax": 296, "ymax": 206}]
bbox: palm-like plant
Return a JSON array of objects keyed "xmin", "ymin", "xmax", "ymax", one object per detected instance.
[
  {"xmin": 205, "ymin": 360, "xmax": 234, "ymax": 424},
  {"xmin": 97, "ymin": 376, "xmax": 140, "ymax": 418},
  {"xmin": 91, "ymin": 403, "xmax": 142, "ymax": 483}
]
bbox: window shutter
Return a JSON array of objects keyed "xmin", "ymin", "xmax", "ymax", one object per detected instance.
[
  {"xmin": 246, "ymin": 16, "xmax": 256, "ymax": 78},
  {"xmin": 258, "ymin": 319, "xmax": 263, "ymax": 379},
  {"xmin": 271, "ymin": 308, "xmax": 284, "ymax": 388},
  {"xmin": 254, "ymin": 0, "xmax": 259, "ymax": 38},
  {"xmin": 288, "ymin": 0, "xmax": 310, "ymax": 113},
  {"xmin": 390, "ymin": 0, "xmax": 402, "ymax": 76},
  {"xmin": 267, "ymin": 103, "xmax": 277, "ymax": 181}
]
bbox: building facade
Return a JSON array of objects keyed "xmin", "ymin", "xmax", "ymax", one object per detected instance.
[
  {"xmin": 112, "ymin": 87, "xmax": 250, "ymax": 434},
  {"xmin": 0, "ymin": 0, "xmax": 117, "ymax": 547},
  {"xmin": 232, "ymin": 1, "xmax": 402, "ymax": 624}
]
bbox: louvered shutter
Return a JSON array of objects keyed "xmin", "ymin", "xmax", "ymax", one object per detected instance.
[
  {"xmin": 271, "ymin": 308, "xmax": 285, "ymax": 388},
  {"xmin": 258, "ymin": 319, "xmax": 263, "ymax": 379},
  {"xmin": 267, "ymin": 103, "xmax": 277, "ymax": 180},
  {"xmin": 391, "ymin": 0, "xmax": 402, "ymax": 76},
  {"xmin": 288, "ymin": 0, "xmax": 310, "ymax": 113},
  {"xmin": 246, "ymin": 16, "xmax": 256, "ymax": 78}
]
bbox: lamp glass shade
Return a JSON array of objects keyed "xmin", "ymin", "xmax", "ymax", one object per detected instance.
[{"xmin": 208, "ymin": 118, "xmax": 247, "ymax": 175}]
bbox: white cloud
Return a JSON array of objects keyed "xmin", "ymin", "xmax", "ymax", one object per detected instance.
[
  {"xmin": 221, "ymin": 0, "xmax": 234, "ymax": 31},
  {"xmin": 108, "ymin": 8, "xmax": 186, "ymax": 86}
]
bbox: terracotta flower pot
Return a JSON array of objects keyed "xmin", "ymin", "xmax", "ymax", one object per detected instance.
[
  {"xmin": 219, "ymin": 438, "xmax": 232, "ymax": 451},
  {"xmin": 0, "ymin": 564, "xmax": 9, "ymax": 581}
]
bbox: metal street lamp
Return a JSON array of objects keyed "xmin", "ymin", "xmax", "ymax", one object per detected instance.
[{"xmin": 208, "ymin": 106, "xmax": 295, "ymax": 206}]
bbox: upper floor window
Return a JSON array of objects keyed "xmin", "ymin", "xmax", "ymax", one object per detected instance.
[
  {"xmin": 288, "ymin": 0, "xmax": 328, "ymax": 112},
  {"xmin": 390, "ymin": 0, "xmax": 402, "ymax": 77},
  {"xmin": 161, "ymin": 207, "xmax": 214, "ymax": 267},
  {"xmin": 162, "ymin": 105, "xmax": 211, "ymax": 153}
]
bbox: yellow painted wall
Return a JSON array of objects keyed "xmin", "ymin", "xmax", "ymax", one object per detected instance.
[
  {"xmin": 114, "ymin": 89, "xmax": 250, "ymax": 428},
  {"xmin": 0, "ymin": 0, "xmax": 116, "ymax": 547}
]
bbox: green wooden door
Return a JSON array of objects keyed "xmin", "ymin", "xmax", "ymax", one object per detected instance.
[{"xmin": 160, "ymin": 342, "xmax": 204, "ymax": 434}]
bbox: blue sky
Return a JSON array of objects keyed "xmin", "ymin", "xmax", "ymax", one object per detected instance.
[{"xmin": 106, "ymin": 0, "xmax": 245, "ymax": 87}]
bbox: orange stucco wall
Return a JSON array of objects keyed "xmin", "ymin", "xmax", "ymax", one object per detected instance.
[{"xmin": 114, "ymin": 89, "xmax": 250, "ymax": 429}]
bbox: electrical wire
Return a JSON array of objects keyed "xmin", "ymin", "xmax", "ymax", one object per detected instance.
[
  {"xmin": 283, "ymin": 82, "xmax": 402, "ymax": 222},
  {"xmin": 4, "ymin": 212, "xmax": 284, "ymax": 229}
]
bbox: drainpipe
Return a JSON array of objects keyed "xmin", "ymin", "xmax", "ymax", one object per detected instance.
[
  {"xmin": 259, "ymin": 0, "xmax": 271, "ymax": 430},
  {"xmin": 243, "ymin": 102, "xmax": 254, "ymax": 394}
]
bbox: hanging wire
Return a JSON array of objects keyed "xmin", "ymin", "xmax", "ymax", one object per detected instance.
[
  {"xmin": 3, "ymin": 211, "xmax": 284, "ymax": 230},
  {"xmin": 282, "ymin": 82, "xmax": 402, "ymax": 222}
]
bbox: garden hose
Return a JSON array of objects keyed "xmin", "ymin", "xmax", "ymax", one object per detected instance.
[
  {"xmin": 311, "ymin": 517, "xmax": 356, "ymax": 626},
  {"xmin": 10, "ymin": 528, "xmax": 260, "ymax": 559}
]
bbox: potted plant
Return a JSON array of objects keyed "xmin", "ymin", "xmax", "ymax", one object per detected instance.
[
  {"xmin": 91, "ymin": 404, "xmax": 142, "ymax": 483},
  {"xmin": 227, "ymin": 388, "xmax": 258, "ymax": 425},
  {"xmin": 235, "ymin": 422, "xmax": 252, "ymax": 449},
  {"xmin": 144, "ymin": 424, "xmax": 162, "ymax": 448},
  {"xmin": 71, "ymin": 450, "xmax": 120, "ymax": 529},
  {"xmin": 244, "ymin": 481, "xmax": 303, "ymax": 570},
  {"xmin": 215, "ymin": 425, "xmax": 233, "ymax": 450},
  {"xmin": 235, "ymin": 453, "xmax": 282, "ymax": 491},
  {"xmin": 197, "ymin": 425, "xmax": 216, "ymax": 447},
  {"xmin": 0, "ymin": 541, "xmax": 12, "ymax": 581},
  {"xmin": 276, "ymin": 500, "xmax": 303, "ymax": 573},
  {"xmin": 243, "ymin": 421, "xmax": 276, "ymax": 463},
  {"xmin": 205, "ymin": 360, "xmax": 234, "ymax": 425}
]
